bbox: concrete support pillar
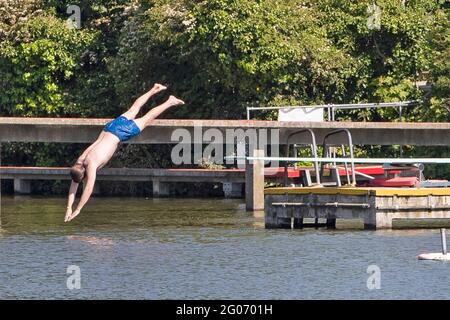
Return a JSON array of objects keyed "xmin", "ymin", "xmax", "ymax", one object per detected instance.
[
  {"xmin": 245, "ymin": 149, "xmax": 265, "ymax": 211},
  {"xmin": 265, "ymin": 197, "xmax": 278, "ymax": 229},
  {"xmin": 363, "ymin": 212, "xmax": 375, "ymax": 230},
  {"xmin": 14, "ymin": 179, "xmax": 30, "ymax": 194},
  {"xmin": 293, "ymin": 218, "xmax": 304, "ymax": 229},
  {"xmin": 326, "ymin": 218, "xmax": 337, "ymax": 229},
  {"xmin": 152, "ymin": 179, "xmax": 170, "ymax": 197},
  {"xmin": 363, "ymin": 212, "xmax": 392, "ymax": 230},
  {"xmin": 265, "ymin": 205, "xmax": 292, "ymax": 229},
  {"xmin": 277, "ymin": 217, "xmax": 292, "ymax": 229},
  {"xmin": 222, "ymin": 182, "xmax": 243, "ymax": 198}
]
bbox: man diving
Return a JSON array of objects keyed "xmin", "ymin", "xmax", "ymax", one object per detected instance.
[{"xmin": 64, "ymin": 84, "xmax": 184, "ymax": 222}]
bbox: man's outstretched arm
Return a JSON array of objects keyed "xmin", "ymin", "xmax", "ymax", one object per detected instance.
[
  {"xmin": 67, "ymin": 165, "xmax": 97, "ymax": 222},
  {"xmin": 65, "ymin": 181, "xmax": 79, "ymax": 222}
]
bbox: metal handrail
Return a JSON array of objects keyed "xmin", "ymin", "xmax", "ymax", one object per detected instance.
[
  {"xmin": 321, "ymin": 129, "xmax": 356, "ymax": 186},
  {"xmin": 246, "ymin": 100, "xmax": 419, "ymax": 121}
]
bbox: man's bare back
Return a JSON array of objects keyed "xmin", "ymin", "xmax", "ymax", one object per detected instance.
[
  {"xmin": 85, "ymin": 132, "xmax": 120, "ymax": 170},
  {"xmin": 65, "ymin": 84, "xmax": 184, "ymax": 222}
]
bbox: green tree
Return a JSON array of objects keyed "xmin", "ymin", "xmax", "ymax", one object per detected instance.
[
  {"xmin": 0, "ymin": 0, "xmax": 41, "ymax": 40},
  {"xmin": 426, "ymin": 7, "xmax": 450, "ymax": 121},
  {"xmin": 315, "ymin": 0, "xmax": 441, "ymax": 121},
  {"xmin": 112, "ymin": 0, "xmax": 362, "ymax": 119},
  {"xmin": 0, "ymin": 13, "xmax": 95, "ymax": 116}
]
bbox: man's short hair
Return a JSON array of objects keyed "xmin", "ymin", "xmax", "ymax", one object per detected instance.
[{"xmin": 70, "ymin": 164, "xmax": 85, "ymax": 183}]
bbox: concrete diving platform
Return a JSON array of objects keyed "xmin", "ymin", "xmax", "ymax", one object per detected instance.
[{"xmin": 264, "ymin": 187, "xmax": 450, "ymax": 230}]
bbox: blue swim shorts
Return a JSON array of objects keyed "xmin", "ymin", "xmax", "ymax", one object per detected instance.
[{"xmin": 103, "ymin": 116, "xmax": 141, "ymax": 142}]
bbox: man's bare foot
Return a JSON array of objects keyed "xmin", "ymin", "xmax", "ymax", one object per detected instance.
[
  {"xmin": 150, "ymin": 83, "xmax": 167, "ymax": 94},
  {"xmin": 167, "ymin": 95, "xmax": 185, "ymax": 106}
]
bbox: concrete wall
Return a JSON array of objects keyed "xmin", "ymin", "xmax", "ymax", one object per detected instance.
[
  {"xmin": 0, "ymin": 167, "xmax": 246, "ymax": 183},
  {"xmin": 373, "ymin": 194, "xmax": 450, "ymax": 229},
  {"xmin": 2, "ymin": 117, "xmax": 450, "ymax": 145},
  {"xmin": 1, "ymin": 167, "xmax": 246, "ymax": 198},
  {"xmin": 264, "ymin": 192, "xmax": 450, "ymax": 230}
]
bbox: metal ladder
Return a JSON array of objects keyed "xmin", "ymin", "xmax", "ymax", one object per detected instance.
[
  {"xmin": 320, "ymin": 129, "xmax": 356, "ymax": 186},
  {"xmin": 284, "ymin": 129, "xmax": 321, "ymax": 187}
]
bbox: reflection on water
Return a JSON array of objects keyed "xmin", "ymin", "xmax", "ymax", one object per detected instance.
[
  {"xmin": 0, "ymin": 196, "xmax": 449, "ymax": 299},
  {"xmin": 66, "ymin": 235, "xmax": 115, "ymax": 247}
]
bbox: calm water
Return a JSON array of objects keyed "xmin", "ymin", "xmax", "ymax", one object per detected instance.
[{"xmin": 0, "ymin": 196, "xmax": 449, "ymax": 299}]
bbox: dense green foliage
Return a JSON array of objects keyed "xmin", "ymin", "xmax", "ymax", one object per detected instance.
[
  {"xmin": 0, "ymin": 14, "xmax": 95, "ymax": 115},
  {"xmin": 0, "ymin": 0, "xmax": 449, "ymax": 193},
  {"xmin": 1, "ymin": 0, "xmax": 448, "ymax": 119}
]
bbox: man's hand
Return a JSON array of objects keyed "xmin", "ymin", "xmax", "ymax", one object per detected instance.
[
  {"xmin": 67, "ymin": 209, "xmax": 81, "ymax": 222},
  {"xmin": 64, "ymin": 207, "xmax": 72, "ymax": 223}
]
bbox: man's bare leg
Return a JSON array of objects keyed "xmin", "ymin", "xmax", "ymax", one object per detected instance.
[
  {"xmin": 134, "ymin": 95, "xmax": 185, "ymax": 131},
  {"xmin": 121, "ymin": 83, "xmax": 167, "ymax": 120}
]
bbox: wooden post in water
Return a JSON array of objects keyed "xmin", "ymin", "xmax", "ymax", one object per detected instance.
[
  {"xmin": 245, "ymin": 149, "xmax": 265, "ymax": 211},
  {"xmin": 152, "ymin": 178, "xmax": 170, "ymax": 197},
  {"xmin": 14, "ymin": 178, "xmax": 31, "ymax": 194},
  {"xmin": 441, "ymin": 228, "xmax": 447, "ymax": 255},
  {"xmin": 314, "ymin": 217, "xmax": 320, "ymax": 229}
]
